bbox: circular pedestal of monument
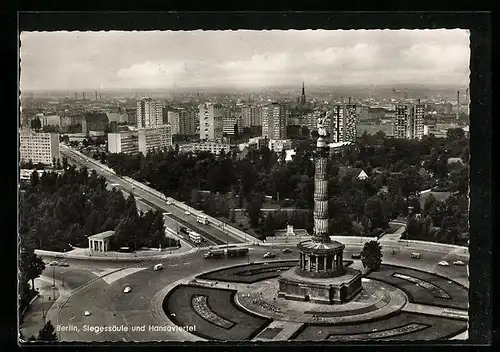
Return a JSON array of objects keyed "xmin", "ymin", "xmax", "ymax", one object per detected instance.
[{"xmin": 235, "ymin": 278, "xmax": 408, "ymax": 324}]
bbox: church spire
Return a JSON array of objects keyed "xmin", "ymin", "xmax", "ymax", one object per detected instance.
[{"xmin": 301, "ymin": 82, "xmax": 306, "ymax": 104}]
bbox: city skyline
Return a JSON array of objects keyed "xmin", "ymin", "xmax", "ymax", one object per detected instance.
[{"xmin": 20, "ymin": 29, "xmax": 470, "ymax": 91}]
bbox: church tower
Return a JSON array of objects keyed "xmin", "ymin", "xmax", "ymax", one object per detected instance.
[{"xmin": 300, "ymin": 82, "xmax": 306, "ymax": 105}]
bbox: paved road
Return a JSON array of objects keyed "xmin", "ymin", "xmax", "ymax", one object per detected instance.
[
  {"xmin": 51, "ymin": 243, "xmax": 468, "ymax": 342},
  {"xmin": 62, "ymin": 147, "xmax": 241, "ymax": 246}
]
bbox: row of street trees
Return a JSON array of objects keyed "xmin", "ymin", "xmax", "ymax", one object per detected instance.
[{"xmin": 102, "ymin": 130, "xmax": 468, "ymax": 243}]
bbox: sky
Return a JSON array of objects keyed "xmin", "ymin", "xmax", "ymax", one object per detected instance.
[{"xmin": 20, "ymin": 29, "xmax": 470, "ymax": 91}]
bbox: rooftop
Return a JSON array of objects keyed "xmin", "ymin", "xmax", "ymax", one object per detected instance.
[{"xmin": 88, "ymin": 230, "xmax": 115, "ymax": 240}]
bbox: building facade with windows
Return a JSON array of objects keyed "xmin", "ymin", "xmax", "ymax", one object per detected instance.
[
  {"xmin": 199, "ymin": 103, "xmax": 225, "ymax": 141},
  {"xmin": 241, "ymin": 105, "xmax": 262, "ymax": 127},
  {"xmin": 138, "ymin": 125, "xmax": 173, "ymax": 156},
  {"xmin": 268, "ymin": 139, "xmax": 292, "ymax": 153},
  {"xmin": 330, "ymin": 104, "xmax": 358, "ymax": 143},
  {"xmin": 136, "ymin": 98, "xmax": 164, "ymax": 129},
  {"xmin": 20, "ymin": 129, "xmax": 60, "ymax": 165},
  {"xmin": 107, "ymin": 132, "xmax": 139, "ymax": 154},
  {"xmin": 178, "ymin": 108, "xmax": 196, "ymax": 135},
  {"xmin": 262, "ymin": 102, "xmax": 287, "ymax": 140},
  {"xmin": 167, "ymin": 110, "xmax": 180, "ymax": 135},
  {"xmin": 179, "ymin": 142, "xmax": 231, "ymax": 155},
  {"xmin": 393, "ymin": 103, "xmax": 424, "ymax": 139}
]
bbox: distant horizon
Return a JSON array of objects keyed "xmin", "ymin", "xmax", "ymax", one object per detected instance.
[
  {"xmin": 20, "ymin": 30, "xmax": 470, "ymax": 91},
  {"xmin": 21, "ymin": 82, "xmax": 470, "ymax": 94}
]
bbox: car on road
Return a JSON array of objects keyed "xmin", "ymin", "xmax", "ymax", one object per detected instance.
[
  {"xmin": 84, "ymin": 311, "xmax": 91, "ymax": 316},
  {"xmin": 58, "ymin": 262, "xmax": 69, "ymax": 267},
  {"xmin": 282, "ymin": 248, "xmax": 292, "ymax": 253},
  {"xmin": 184, "ymin": 211, "xmax": 191, "ymax": 215},
  {"xmin": 153, "ymin": 264, "xmax": 163, "ymax": 271},
  {"xmin": 438, "ymin": 261, "xmax": 450, "ymax": 266},
  {"xmin": 410, "ymin": 252, "xmax": 421, "ymax": 259},
  {"xmin": 123, "ymin": 286, "xmax": 132, "ymax": 293},
  {"xmin": 351, "ymin": 253, "xmax": 361, "ymax": 259},
  {"xmin": 163, "ymin": 212, "xmax": 172, "ymax": 216},
  {"xmin": 49, "ymin": 261, "xmax": 59, "ymax": 266},
  {"xmin": 263, "ymin": 252, "xmax": 276, "ymax": 258},
  {"xmin": 453, "ymin": 260, "xmax": 466, "ymax": 266},
  {"xmin": 166, "ymin": 201, "xmax": 172, "ymax": 205}
]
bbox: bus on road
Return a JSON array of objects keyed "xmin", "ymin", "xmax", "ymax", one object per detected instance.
[
  {"xmin": 227, "ymin": 247, "xmax": 249, "ymax": 257},
  {"xmin": 197, "ymin": 215, "xmax": 209, "ymax": 225},
  {"xmin": 188, "ymin": 231, "xmax": 202, "ymax": 245}
]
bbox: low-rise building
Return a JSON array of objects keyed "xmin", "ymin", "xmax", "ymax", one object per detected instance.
[
  {"xmin": 179, "ymin": 142, "xmax": 231, "ymax": 155},
  {"xmin": 88, "ymin": 230, "xmax": 115, "ymax": 252},
  {"xmin": 106, "ymin": 112, "xmax": 128, "ymax": 124},
  {"xmin": 248, "ymin": 136, "xmax": 268, "ymax": 149},
  {"xmin": 107, "ymin": 132, "xmax": 139, "ymax": 154},
  {"xmin": 20, "ymin": 129, "xmax": 60, "ymax": 165},
  {"xmin": 138, "ymin": 125, "xmax": 173, "ymax": 156},
  {"xmin": 338, "ymin": 167, "xmax": 368, "ymax": 180},
  {"xmin": 82, "ymin": 112, "xmax": 109, "ymax": 134},
  {"xmin": 40, "ymin": 114, "xmax": 61, "ymax": 127},
  {"xmin": 268, "ymin": 139, "xmax": 292, "ymax": 153}
]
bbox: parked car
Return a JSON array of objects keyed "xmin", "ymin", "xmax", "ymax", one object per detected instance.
[
  {"xmin": 166, "ymin": 201, "xmax": 172, "ymax": 205},
  {"xmin": 438, "ymin": 261, "xmax": 450, "ymax": 266},
  {"xmin": 453, "ymin": 260, "xmax": 466, "ymax": 266},
  {"xmin": 282, "ymin": 248, "xmax": 292, "ymax": 253},
  {"xmin": 58, "ymin": 262, "xmax": 69, "ymax": 267},
  {"xmin": 162, "ymin": 212, "xmax": 172, "ymax": 216},
  {"xmin": 123, "ymin": 286, "xmax": 132, "ymax": 293},
  {"xmin": 49, "ymin": 261, "xmax": 59, "ymax": 266},
  {"xmin": 84, "ymin": 311, "xmax": 91, "ymax": 316},
  {"xmin": 410, "ymin": 252, "xmax": 421, "ymax": 259},
  {"xmin": 351, "ymin": 253, "xmax": 361, "ymax": 259},
  {"xmin": 184, "ymin": 211, "xmax": 191, "ymax": 215},
  {"xmin": 263, "ymin": 252, "xmax": 276, "ymax": 259}
]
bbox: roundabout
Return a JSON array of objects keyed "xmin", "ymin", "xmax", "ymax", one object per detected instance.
[
  {"xmin": 161, "ymin": 258, "xmax": 468, "ymax": 341},
  {"xmin": 45, "ymin": 243, "xmax": 469, "ymax": 342}
]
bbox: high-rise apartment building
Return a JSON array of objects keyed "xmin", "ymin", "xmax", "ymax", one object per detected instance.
[
  {"xmin": 262, "ymin": 102, "xmax": 287, "ymax": 140},
  {"xmin": 107, "ymin": 132, "xmax": 139, "ymax": 154},
  {"xmin": 167, "ymin": 111, "xmax": 180, "ymax": 135},
  {"xmin": 178, "ymin": 108, "xmax": 196, "ymax": 135},
  {"xmin": 241, "ymin": 105, "xmax": 263, "ymax": 128},
  {"xmin": 136, "ymin": 98, "xmax": 164, "ymax": 129},
  {"xmin": 20, "ymin": 129, "xmax": 60, "ymax": 165},
  {"xmin": 393, "ymin": 103, "xmax": 424, "ymax": 139},
  {"xmin": 199, "ymin": 103, "xmax": 225, "ymax": 141},
  {"xmin": 222, "ymin": 117, "xmax": 240, "ymax": 135},
  {"xmin": 138, "ymin": 125, "xmax": 173, "ymax": 156},
  {"xmin": 330, "ymin": 104, "xmax": 358, "ymax": 143}
]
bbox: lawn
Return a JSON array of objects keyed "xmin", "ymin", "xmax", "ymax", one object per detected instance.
[
  {"xmin": 163, "ymin": 285, "xmax": 271, "ymax": 341},
  {"xmin": 367, "ymin": 265, "xmax": 468, "ymax": 310},
  {"xmin": 292, "ymin": 312, "xmax": 467, "ymax": 341},
  {"xmin": 197, "ymin": 261, "xmax": 299, "ymax": 284}
]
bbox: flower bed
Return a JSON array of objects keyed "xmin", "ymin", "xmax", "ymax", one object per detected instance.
[
  {"xmin": 192, "ymin": 295, "xmax": 235, "ymax": 329},
  {"xmin": 392, "ymin": 273, "xmax": 450, "ymax": 299}
]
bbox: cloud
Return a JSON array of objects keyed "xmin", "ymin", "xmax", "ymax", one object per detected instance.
[
  {"xmin": 303, "ymin": 44, "xmax": 380, "ymax": 68},
  {"xmin": 20, "ymin": 30, "xmax": 470, "ymax": 90},
  {"xmin": 117, "ymin": 60, "xmax": 187, "ymax": 87}
]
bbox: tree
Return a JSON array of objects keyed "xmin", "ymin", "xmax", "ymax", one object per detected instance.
[
  {"xmin": 446, "ymin": 128, "xmax": 465, "ymax": 141},
  {"xmin": 20, "ymin": 249, "xmax": 46, "ymax": 291},
  {"xmin": 31, "ymin": 117, "xmax": 42, "ymax": 132},
  {"xmin": 361, "ymin": 240, "xmax": 383, "ymax": 271},
  {"xmin": 245, "ymin": 194, "xmax": 264, "ymax": 228},
  {"xmin": 30, "ymin": 170, "xmax": 39, "ymax": 187},
  {"xmin": 37, "ymin": 320, "xmax": 58, "ymax": 341}
]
